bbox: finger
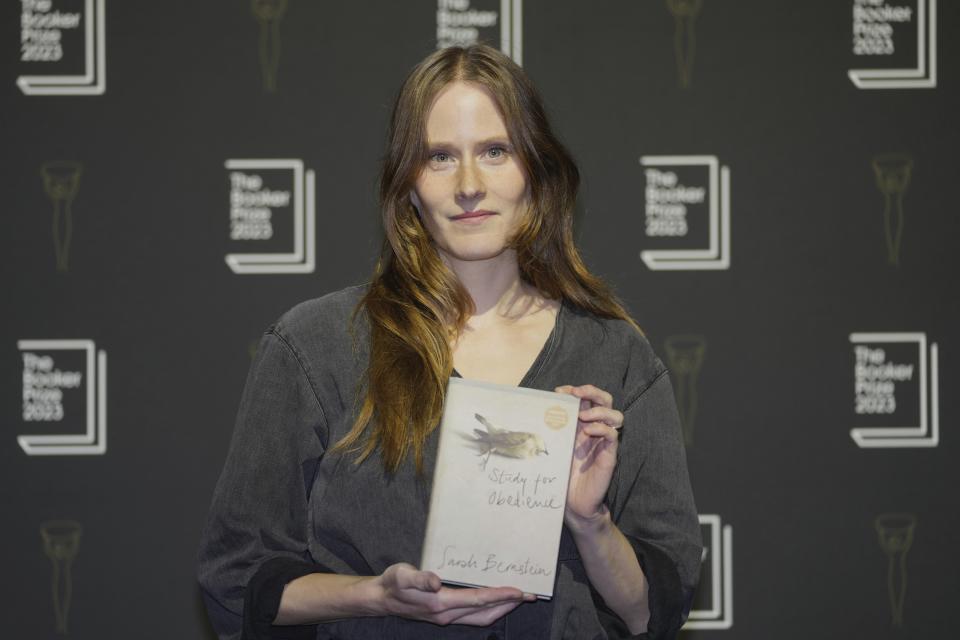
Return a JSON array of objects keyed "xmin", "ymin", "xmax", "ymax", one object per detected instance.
[
  {"xmin": 457, "ymin": 600, "xmax": 522, "ymax": 625},
  {"xmin": 423, "ymin": 589, "xmax": 524, "ymax": 624},
  {"xmin": 389, "ymin": 563, "xmax": 417, "ymax": 588},
  {"xmin": 578, "ymin": 406, "xmax": 624, "ymax": 428},
  {"xmin": 568, "ymin": 384, "xmax": 613, "ymax": 408},
  {"xmin": 444, "ymin": 600, "xmax": 523, "ymax": 626},
  {"xmin": 418, "ymin": 571, "xmax": 442, "ymax": 592},
  {"xmin": 394, "ymin": 565, "xmax": 440, "ymax": 593},
  {"xmin": 579, "ymin": 422, "xmax": 620, "ymax": 443},
  {"xmin": 573, "ymin": 427, "xmax": 618, "ymax": 461},
  {"xmin": 437, "ymin": 586, "xmax": 524, "ymax": 609}
]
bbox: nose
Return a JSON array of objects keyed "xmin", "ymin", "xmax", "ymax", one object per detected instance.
[{"xmin": 455, "ymin": 159, "xmax": 485, "ymax": 203}]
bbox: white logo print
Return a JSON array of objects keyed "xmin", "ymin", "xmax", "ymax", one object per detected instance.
[
  {"xmin": 684, "ymin": 514, "xmax": 733, "ymax": 630},
  {"xmin": 224, "ymin": 159, "xmax": 316, "ymax": 274},
  {"xmin": 18, "ymin": 0, "xmax": 106, "ymax": 96},
  {"xmin": 18, "ymin": 339, "xmax": 107, "ymax": 455},
  {"xmin": 436, "ymin": 0, "xmax": 523, "ymax": 65},
  {"xmin": 850, "ymin": 332, "xmax": 939, "ymax": 448},
  {"xmin": 639, "ymin": 155, "xmax": 731, "ymax": 270},
  {"xmin": 849, "ymin": 0, "xmax": 937, "ymax": 89}
]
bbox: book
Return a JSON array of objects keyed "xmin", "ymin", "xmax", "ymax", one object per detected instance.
[{"xmin": 420, "ymin": 376, "xmax": 581, "ymax": 598}]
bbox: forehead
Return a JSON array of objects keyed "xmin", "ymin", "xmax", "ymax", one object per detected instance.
[{"xmin": 424, "ymin": 81, "xmax": 509, "ymax": 140}]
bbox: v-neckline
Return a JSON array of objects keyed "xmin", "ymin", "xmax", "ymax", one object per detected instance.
[{"xmin": 451, "ymin": 298, "xmax": 565, "ymax": 388}]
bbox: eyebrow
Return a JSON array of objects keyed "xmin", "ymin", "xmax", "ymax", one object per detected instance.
[{"xmin": 425, "ymin": 137, "xmax": 512, "ymax": 150}]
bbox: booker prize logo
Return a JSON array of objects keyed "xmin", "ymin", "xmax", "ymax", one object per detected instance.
[
  {"xmin": 40, "ymin": 519, "xmax": 83, "ymax": 634},
  {"xmin": 666, "ymin": 0, "xmax": 702, "ymax": 89},
  {"xmin": 436, "ymin": 0, "xmax": 522, "ymax": 65},
  {"xmin": 683, "ymin": 513, "xmax": 733, "ymax": 630},
  {"xmin": 874, "ymin": 513, "xmax": 916, "ymax": 626},
  {"xmin": 849, "ymin": 0, "xmax": 937, "ymax": 89},
  {"xmin": 640, "ymin": 155, "xmax": 731, "ymax": 270},
  {"xmin": 251, "ymin": 0, "xmax": 287, "ymax": 92},
  {"xmin": 18, "ymin": 339, "xmax": 107, "ymax": 455},
  {"xmin": 18, "ymin": 0, "xmax": 106, "ymax": 95},
  {"xmin": 225, "ymin": 159, "xmax": 316, "ymax": 274},
  {"xmin": 850, "ymin": 332, "xmax": 939, "ymax": 448}
]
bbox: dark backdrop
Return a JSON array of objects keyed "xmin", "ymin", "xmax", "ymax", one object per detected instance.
[{"xmin": 2, "ymin": 1, "xmax": 955, "ymax": 637}]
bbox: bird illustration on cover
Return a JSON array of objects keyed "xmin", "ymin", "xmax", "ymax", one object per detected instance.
[{"xmin": 471, "ymin": 413, "xmax": 548, "ymax": 470}]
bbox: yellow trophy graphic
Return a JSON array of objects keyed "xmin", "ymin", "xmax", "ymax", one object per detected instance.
[
  {"xmin": 871, "ymin": 154, "xmax": 912, "ymax": 267},
  {"xmin": 875, "ymin": 513, "xmax": 916, "ymax": 627},
  {"xmin": 666, "ymin": 0, "xmax": 703, "ymax": 89},
  {"xmin": 664, "ymin": 335, "xmax": 706, "ymax": 446},
  {"xmin": 41, "ymin": 161, "xmax": 83, "ymax": 272},
  {"xmin": 40, "ymin": 520, "xmax": 83, "ymax": 634},
  {"xmin": 251, "ymin": 0, "xmax": 288, "ymax": 92}
]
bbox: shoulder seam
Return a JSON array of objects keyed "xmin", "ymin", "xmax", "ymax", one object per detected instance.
[
  {"xmin": 264, "ymin": 328, "xmax": 329, "ymax": 429},
  {"xmin": 623, "ymin": 368, "xmax": 670, "ymax": 412}
]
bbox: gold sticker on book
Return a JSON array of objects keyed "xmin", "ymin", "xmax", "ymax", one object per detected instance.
[{"xmin": 544, "ymin": 406, "xmax": 569, "ymax": 429}]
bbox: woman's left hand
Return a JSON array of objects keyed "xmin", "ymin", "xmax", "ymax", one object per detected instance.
[{"xmin": 555, "ymin": 384, "xmax": 623, "ymax": 531}]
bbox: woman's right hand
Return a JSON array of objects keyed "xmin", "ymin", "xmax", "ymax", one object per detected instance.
[{"xmin": 373, "ymin": 562, "xmax": 534, "ymax": 626}]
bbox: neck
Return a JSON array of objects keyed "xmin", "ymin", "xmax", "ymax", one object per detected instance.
[{"xmin": 443, "ymin": 249, "xmax": 533, "ymax": 322}]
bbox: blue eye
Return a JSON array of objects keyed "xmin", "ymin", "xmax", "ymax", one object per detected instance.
[
  {"xmin": 487, "ymin": 146, "xmax": 507, "ymax": 158},
  {"xmin": 429, "ymin": 151, "xmax": 451, "ymax": 163}
]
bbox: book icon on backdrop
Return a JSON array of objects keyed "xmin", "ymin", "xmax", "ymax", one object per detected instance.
[{"xmin": 421, "ymin": 378, "xmax": 580, "ymax": 598}]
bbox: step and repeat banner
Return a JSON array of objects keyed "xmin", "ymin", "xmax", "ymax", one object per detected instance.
[{"xmin": 2, "ymin": 1, "xmax": 955, "ymax": 638}]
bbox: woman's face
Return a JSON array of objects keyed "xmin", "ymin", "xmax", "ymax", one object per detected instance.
[{"xmin": 411, "ymin": 81, "xmax": 529, "ymax": 267}]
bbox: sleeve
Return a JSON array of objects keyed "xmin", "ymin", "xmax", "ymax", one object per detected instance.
[
  {"xmin": 591, "ymin": 370, "xmax": 703, "ymax": 640},
  {"xmin": 197, "ymin": 330, "xmax": 332, "ymax": 640}
]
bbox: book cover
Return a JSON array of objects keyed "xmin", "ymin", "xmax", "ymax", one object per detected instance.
[{"xmin": 420, "ymin": 377, "xmax": 581, "ymax": 598}]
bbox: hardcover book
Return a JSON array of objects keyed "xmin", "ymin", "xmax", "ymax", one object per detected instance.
[{"xmin": 421, "ymin": 377, "xmax": 581, "ymax": 598}]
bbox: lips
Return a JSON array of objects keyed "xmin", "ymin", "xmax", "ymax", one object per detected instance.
[{"xmin": 449, "ymin": 210, "xmax": 496, "ymax": 221}]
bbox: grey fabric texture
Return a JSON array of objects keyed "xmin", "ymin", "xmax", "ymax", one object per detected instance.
[{"xmin": 198, "ymin": 284, "xmax": 702, "ymax": 640}]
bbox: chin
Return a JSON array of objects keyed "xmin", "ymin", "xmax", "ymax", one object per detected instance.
[{"xmin": 440, "ymin": 242, "xmax": 511, "ymax": 263}]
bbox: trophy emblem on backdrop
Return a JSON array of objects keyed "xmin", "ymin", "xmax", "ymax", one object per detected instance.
[
  {"xmin": 40, "ymin": 520, "xmax": 83, "ymax": 634},
  {"xmin": 871, "ymin": 154, "xmax": 912, "ymax": 266},
  {"xmin": 666, "ymin": 0, "xmax": 702, "ymax": 89},
  {"xmin": 874, "ymin": 513, "xmax": 916, "ymax": 626},
  {"xmin": 251, "ymin": 0, "xmax": 288, "ymax": 92},
  {"xmin": 435, "ymin": 0, "xmax": 523, "ymax": 65},
  {"xmin": 17, "ymin": 0, "xmax": 107, "ymax": 95},
  {"xmin": 849, "ymin": 332, "xmax": 939, "ymax": 448},
  {"xmin": 849, "ymin": 0, "xmax": 937, "ymax": 89},
  {"xmin": 664, "ymin": 335, "xmax": 706, "ymax": 446},
  {"xmin": 683, "ymin": 514, "xmax": 733, "ymax": 630},
  {"xmin": 40, "ymin": 162, "xmax": 83, "ymax": 272},
  {"xmin": 18, "ymin": 339, "xmax": 108, "ymax": 456}
]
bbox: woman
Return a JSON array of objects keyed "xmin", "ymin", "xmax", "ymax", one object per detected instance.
[{"xmin": 199, "ymin": 44, "xmax": 701, "ymax": 639}]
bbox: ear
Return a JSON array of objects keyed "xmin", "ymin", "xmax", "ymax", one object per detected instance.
[{"xmin": 409, "ymin": 190, "xmax": 423, "ymax": 217}]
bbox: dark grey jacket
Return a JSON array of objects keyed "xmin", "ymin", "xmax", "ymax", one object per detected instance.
[{"xmin": 198, "ymin": 285, "xmax": 701, "ymax": 640}]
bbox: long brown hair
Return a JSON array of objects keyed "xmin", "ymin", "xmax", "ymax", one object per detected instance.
[{"xmin": 335, "ymin": 44, "xmax": 639, "ymax": 472}]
